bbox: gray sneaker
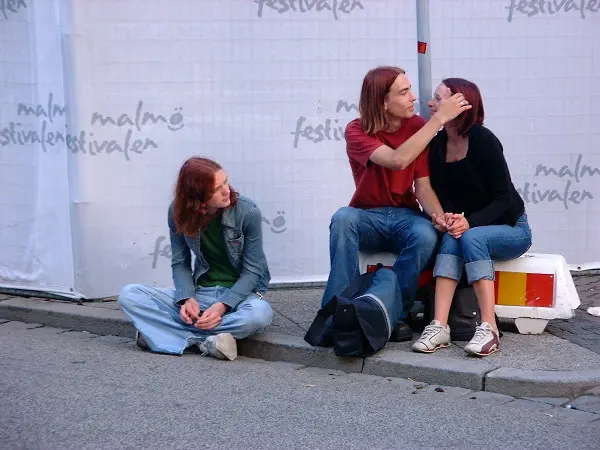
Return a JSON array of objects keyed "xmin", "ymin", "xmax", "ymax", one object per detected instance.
[
  {"xmin": 135, "ymin": 331, "xmax": 149, "ymax": 351},
  {"xmin": 412, "ymin": 320, "xmax": 451, "ymax": 353},
  {"xmin": 198, "ymin": 333, "xmax": 238, "ymax": 361}
]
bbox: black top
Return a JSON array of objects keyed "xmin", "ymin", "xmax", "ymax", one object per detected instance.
[{"xmin": 428, "ymin": 124, "xmax": 525, "ymax": 228}]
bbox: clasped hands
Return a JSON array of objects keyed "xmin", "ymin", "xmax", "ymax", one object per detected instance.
[
  {"xmin": 179, "ymin": 297, "xmax": 228, "ymax": 330},
  {"xmin": 432, "ymin": 212, "xmax": 470, "ymax": 239}
]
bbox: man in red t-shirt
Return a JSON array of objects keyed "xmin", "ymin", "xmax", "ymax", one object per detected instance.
[{"xmin": 321, "ymin": 66, "xmax": 471, "ymax": 342}]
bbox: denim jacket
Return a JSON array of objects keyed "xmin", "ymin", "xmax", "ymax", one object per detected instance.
[{"xmin": 167, "ymin": 195, "xmax": 271, "ymax": 309}]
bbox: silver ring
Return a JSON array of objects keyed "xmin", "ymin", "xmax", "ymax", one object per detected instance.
[{"xmin": 461, "ymin": 100, "xmax": 466, "ymax": 105}]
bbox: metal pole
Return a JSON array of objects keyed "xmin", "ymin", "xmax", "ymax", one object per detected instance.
[{"xmin": 416, "ymin": 0, "xmax": 432, "ymax": 119}]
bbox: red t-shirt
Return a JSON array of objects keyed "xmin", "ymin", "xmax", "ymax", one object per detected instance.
[{"xmin": 345, "ymin": 116, "xmax": 430, "ymax": 209}]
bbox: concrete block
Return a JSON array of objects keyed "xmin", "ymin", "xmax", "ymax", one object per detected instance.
[
  {"xmin": 514, "ymin": 318, "xmax": 548, "ymax": 334},
  {"xmin": 239, "ymin": 332, "xmax": 364, "ymax": 374},
  {"xmin": 362, "ymin": 348, "xmax": 498, "ymax": 391},
  {"xmin": 495, "ymin": 253, "xmax": 580, "ymax": 322},
  {"xmin": 485, "ymin": 367, "xmax": 600, "ymax": 398}
]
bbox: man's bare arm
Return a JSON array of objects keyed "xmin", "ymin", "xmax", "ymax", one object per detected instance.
[
  {"xmin": 370, "ymin": 93, "xmax": 471, "ymax": 170},
  {"xmin": 414, "ymin": 176, "xmax": 444, "ymax": 218}
]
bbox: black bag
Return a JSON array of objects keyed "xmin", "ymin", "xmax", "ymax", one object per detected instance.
[
  {"xmin": 448, "ymin": 287, "xmax": 481, "ymax": 341},
  {"xmin": 304, "ymin": 265, "xmax": 402, "ymax": 357}
]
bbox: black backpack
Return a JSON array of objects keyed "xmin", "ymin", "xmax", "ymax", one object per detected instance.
[
  {"xmin": 448, "ymin": 286, "xmax": 481, "ymax": 341},
  {"xmin": 304, "ymin": 266, "xmax": 402, "ymax": 357}
]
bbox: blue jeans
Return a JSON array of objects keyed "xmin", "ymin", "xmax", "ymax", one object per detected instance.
[
  {"xmin": 321, "ymin": 206, "xmax": 438, "ymax": 319},
  {"xmin": 434, "ymin": 214, "xmax": 532, "ymax": 283},
  {"xmin": 118, "ymin": 284, "xmax": 273, "ymax": 355}
]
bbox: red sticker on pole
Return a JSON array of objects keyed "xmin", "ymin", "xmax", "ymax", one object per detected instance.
[{"xmin": 418, "ymin": 41, "xmax": 427, "ymax": 54}]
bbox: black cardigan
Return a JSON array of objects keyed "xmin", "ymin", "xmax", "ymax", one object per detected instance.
[{"xmin": 428, "ymin": 124, "xmax": 525, "ymax": 228}]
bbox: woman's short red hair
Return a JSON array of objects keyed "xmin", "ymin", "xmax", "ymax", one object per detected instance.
[
  {"xmin": 442, "ymin": 78, "xmax": 485, "ymax": 137},
  {"xmin": 173, "ymin": 157, "xmax": 238, "ymax": 236}
]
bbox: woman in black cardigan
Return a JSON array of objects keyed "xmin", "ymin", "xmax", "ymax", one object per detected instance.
[{"xmin": 412, "ymin": 78, "xmax": 532, "ymax": 357}]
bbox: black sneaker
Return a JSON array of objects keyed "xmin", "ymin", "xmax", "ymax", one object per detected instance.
[{"xmin": 389, "ymin": 321, "xmax": 413, "ymax": 342}]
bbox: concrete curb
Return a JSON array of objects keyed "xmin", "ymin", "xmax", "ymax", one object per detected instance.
[
  {"xmin": 238, "ymin": 332, "xmax": 363, "ymax": 373},
  {"xmin": 362, "ymin": 348, "xmax": 498, "ymax": 391},
  {"xmin": 1, "ymin": 297, "xmax": 599, "ymax": 397},
  {"xmin": 0, "ymin": 297, "xmax": 134, "ymax": 338}
]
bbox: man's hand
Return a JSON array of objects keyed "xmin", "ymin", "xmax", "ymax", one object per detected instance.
[
  {"xmin": 194, "ymin": 302, "xmax": 228, "ymax": 330},
  {"xmin": 431, "ymin": 213, "xmax": 448, "ymax": 233},
  {"xmin": 434, "ymin": 93, "xmax": 472, "ymax": 125},
  {"xmin": 448, "ymin": 213, "xmax": 470, "ymax": 239},
  {"xmin": 179, "ymin": 297, "xmax": 201, "ymax": 325}
]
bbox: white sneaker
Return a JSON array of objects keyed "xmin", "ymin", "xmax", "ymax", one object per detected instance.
[
  {"xmin": 198, "ymin": 333, "xmax": 238, "ymax": 361},
  {"xmin": 464, "ymin": 322, "xmax": 500, "ymax": 357},
  {"xmin": 412, "ymin": 320, "xmax": 451, "ymax": 353}
]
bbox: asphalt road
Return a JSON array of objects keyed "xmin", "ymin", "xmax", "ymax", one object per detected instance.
[{"xmin": 1, "ymin": 320, "xmax": 598, "ymax": 450}]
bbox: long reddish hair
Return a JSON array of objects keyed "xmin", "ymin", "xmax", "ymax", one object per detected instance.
[
  {"xmin": 173, "ymin": 157, "xmax": 239, "ymax": 236},
  {"xmin": 442, "ymin": 78, "xmax": 485, "ymax": 137},
  {"xmin": 359, "ymin": 66, "xmax": 405, "ymax": 135}
]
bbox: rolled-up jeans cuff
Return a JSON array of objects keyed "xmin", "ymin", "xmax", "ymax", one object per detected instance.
[
  {"xmin": 433, "ymin": 254, "xmax": 464, "ymax": 281},
  {"xmin": 465, "ymin": 260, "xmax": 495, "ymax": 283}
]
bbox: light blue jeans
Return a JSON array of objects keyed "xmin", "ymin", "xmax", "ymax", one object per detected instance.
[
  {"xmin": 118, "ymin": 284, "xmax": 273, "ymax": 355},
  {"xmin": 321, "ymin": 206, "xmax": 438, "ymax": 319},
  {"xmin": 434, "ymin": 214, "xmax": 532, "ymax": 283}
]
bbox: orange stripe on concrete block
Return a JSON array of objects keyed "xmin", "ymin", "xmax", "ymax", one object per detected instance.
[
  {"xmin": 497, "ymin": 271, "xmax": 527, "ymax": 306},
  {"xmin": 525, "ymin": 273, "xmax": 555, "ymax": 307}
]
